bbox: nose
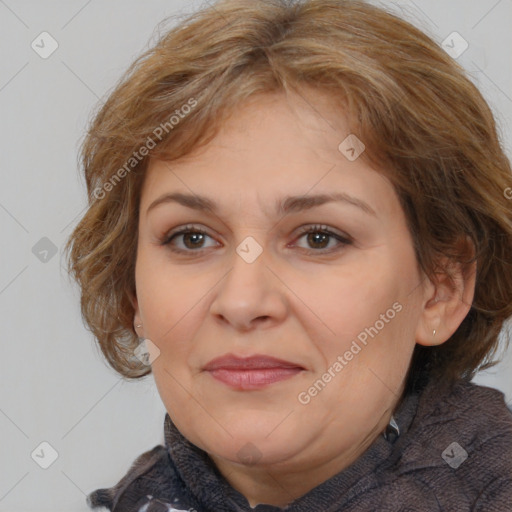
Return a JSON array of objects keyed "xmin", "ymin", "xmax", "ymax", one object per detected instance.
[{"xmin": 209, "ymin": 240, "xmax": 288, "ymax": 332}]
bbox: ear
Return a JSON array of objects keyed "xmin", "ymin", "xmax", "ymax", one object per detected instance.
[
  {"xmin": 129, "ymin": 290, "xmax": 143, "ymax": 337},
  {"xmin": 415, "ymin": 238, "xmax": 477, "ymax": 347}
]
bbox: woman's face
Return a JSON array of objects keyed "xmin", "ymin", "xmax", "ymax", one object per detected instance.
[{"xmin": 133, "ymin": 90, "xmax": 429, "ymax": 473}]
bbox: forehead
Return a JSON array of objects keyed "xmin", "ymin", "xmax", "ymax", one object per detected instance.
[{"xmin": 139, "ymin": 90, "xmax": 399, "ymax": 220}]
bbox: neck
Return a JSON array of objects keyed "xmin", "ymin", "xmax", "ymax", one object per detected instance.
[{"xmin": 209, "ymin": 409, "xmax": 392, "ymax": 508}]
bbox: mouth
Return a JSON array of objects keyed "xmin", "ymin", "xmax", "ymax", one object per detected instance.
[{"xmin": 203, "ymin": 354, "xmax": 305, "ymax": 390}]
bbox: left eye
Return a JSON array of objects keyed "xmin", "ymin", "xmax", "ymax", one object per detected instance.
[{"xmin": 293, "ymin": 225, "xmax": 352, "ymax": 252}]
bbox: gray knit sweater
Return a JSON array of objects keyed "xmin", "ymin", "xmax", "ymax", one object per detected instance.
[{"xmin": 87, "ymin": 375, "xmax": 512, "ymax": 511}]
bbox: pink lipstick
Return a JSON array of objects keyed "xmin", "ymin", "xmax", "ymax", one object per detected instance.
[{"xmin": 203, "ymin": 354, "xmax": 304, "ymax": 390}]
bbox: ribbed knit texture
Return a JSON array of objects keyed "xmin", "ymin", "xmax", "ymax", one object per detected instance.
[{"xmin": 87, "ymin": 376, "xmax": 512, "ymax": 511}]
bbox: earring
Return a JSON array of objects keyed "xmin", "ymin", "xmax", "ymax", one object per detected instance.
[
  {"xmin": 433, "ymin": 329, "xmax": 436, "ymax": 338},
  {"xmin": 136, "ymin": 323, "xmax": 142, "ymax": 328}
]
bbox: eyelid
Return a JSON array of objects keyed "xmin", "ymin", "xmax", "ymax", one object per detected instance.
[
  {"xmin": 162, "ymin": 223, "xmax": 350, "ymax": 241},
  {"xmin": 293, "ymin": 224, "xmax": 352, "ymax": 242},
  {"xmin": 161, "ymin": 224, "xmax": 217, "ymax": 245}
]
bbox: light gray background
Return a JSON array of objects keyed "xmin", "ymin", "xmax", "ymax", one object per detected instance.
[{"xmin": 0, "ymin": 1, "xmax": 511, "ymax": 511}]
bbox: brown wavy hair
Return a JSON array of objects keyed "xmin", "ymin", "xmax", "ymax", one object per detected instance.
[{"xmin": 65, "ymin": 0, "xmax": 512, "ymax": 392}]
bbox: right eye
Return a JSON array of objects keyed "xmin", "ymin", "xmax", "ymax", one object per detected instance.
[{"xmin": 161, "ymin": 225, "xmax": 220, "ymax": 254}]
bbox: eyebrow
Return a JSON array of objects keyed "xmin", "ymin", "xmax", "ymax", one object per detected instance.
[{"xmin": 146, "ymin": 191, "xmax": 377, "ymax": 217}]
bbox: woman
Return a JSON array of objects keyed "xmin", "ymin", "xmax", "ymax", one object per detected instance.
[{"xmin": 65, "ymin": 0, "xmax": 512, "ymax": 510}]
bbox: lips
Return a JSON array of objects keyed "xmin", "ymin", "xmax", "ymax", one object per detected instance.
[
  {"xmin": 204, "ymin": 354, "xmax": 303, "ymax": 371},
  {"xmin": 203, "ymin": 354, "xmax": 304, "ymax": 390}
]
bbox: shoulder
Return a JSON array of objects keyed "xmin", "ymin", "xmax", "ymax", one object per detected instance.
[
  {"xmin": 390, "ymin": 378, "xmax": 512, "ymax": 510},
  {"xmin": 86, "ymin": 444, "xmax": 184, "ymax": 511},
  {"xmin": 414, "ymin": 378, "xmax": 512, "ymax": 448}
]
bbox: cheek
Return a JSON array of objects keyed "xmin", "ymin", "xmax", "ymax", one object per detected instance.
[
  {"xmin": 135, "ymin": 267, "xmax": 202, "ymax": 407},
  {"xmin": 303, "ymin": 254, "xmax": 417, "ymax": 374},
  {"xmin": 300, "ymin": 258, "xmax": 400, "ymax": 338},
  {"xmin": 135, "ymin": 248, "xmax": 202, "ymax": 339}
]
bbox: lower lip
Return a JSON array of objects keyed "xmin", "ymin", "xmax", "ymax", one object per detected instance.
[{"xmin": 206, "ymin": 368, "xmax": 303, "ymax": 390}]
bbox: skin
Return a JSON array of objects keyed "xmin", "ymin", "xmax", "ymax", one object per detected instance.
[{"xmin": 131, "ymin": 90, "xmax": 476, "ymax": 507}]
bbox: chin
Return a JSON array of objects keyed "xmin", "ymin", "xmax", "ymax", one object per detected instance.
[
  {"xmin": 192, "ymin": 414, "xmax": 304, "ymax": 466},
  {"xmin": 210, "ymin": 435, "xmax": 300, "ymax": 467}
]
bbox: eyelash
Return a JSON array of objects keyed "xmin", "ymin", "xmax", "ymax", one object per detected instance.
[{"xmin": 160, "ymin": 224, "xmax": 353, "ymax": 255}]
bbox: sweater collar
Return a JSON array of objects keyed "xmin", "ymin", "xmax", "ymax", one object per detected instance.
[{"xmin": 163, "ymin": 386, "xmax": 421, "ymax": 511}]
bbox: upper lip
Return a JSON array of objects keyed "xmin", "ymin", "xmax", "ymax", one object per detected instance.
[{"xmin": 203, "ymin": 354, "xmax": 304, "ymax": 371}]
